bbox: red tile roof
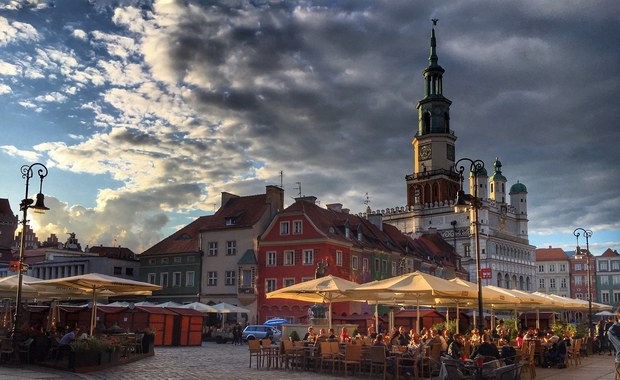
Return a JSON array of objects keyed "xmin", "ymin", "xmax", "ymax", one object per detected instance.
[
  {"xmin": 535, "ymin": 247, "xmax": 568, "ymax": 261},
  {"xmin": 601, "ymin": 248, "xmax": 619, "ymax": 257},
  {"xmin": 141, "ymin": 192, "xmax": 271, "ymax": 256},
  {"xmin": 89, "ymin": 246, "xmax": 137, "ymax": 260}
]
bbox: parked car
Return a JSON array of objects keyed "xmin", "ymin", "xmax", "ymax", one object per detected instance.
[{"xmin": 242, "ymin": 325, "xmax": 282, "ymax": 342}]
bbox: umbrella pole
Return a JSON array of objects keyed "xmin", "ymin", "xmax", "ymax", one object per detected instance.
[
  {"xmin": 416, "ymin": 295, "xmax": 420, "ymax": 333},
  {"xmin": 375, "ymin": 301, "xmax": 379, "ymax": 334},
  {"xmin": 473, "ymin": 309, "xmax": 477, "ymax": 329},
  {"xmin": 328, "ymin": 302, "xmax": 332, "ymax": 330},
  {"xmin": 456, "ymin": 303, "xmax": 460, "ymax": 334},
  {"xmin": 491, "ymin": 307, "xmax": 495, "ymax": 331},
  {"xmin": 90, "ymin": 286, "xmax": 97, "ymax": 336},
  {"xmin": 536, "ymin": 308, "xmax": 540, "ymax": 330}
]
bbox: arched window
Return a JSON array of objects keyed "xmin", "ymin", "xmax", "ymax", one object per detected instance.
[
  {"xmin": 497, "ymin": 273, "xmax": 503, "ymax": 287},
  {"xmin": 432, "ymin": 183, "xmax": 439, "ymax": 203},
  {"xmin": 424, "ymin": 184, "xmax": 431, "ymax": 205},
  {"xmin": 422, "ymin": 112, "xmax": 431, "ymax": 135},
  {"xmin": 505, "ymin": 274, "xmax": 511, "ymax": 289},
  {"xmin": 519, "ymin": 276, "xmax": 524, "ymax": 290},
  {"xmin": 526, "ymin": 277, "xmax": 531, "ymax": 291}
]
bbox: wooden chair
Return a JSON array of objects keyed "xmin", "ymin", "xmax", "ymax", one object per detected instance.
[
  {"xmin": 0, "ymin": 338, "xmax": 14, "ymax": 364},
  {"xmin": 421, "ymin": 343, "xmax": 442, "ymax": 378},
  {"xmin": 566, "ymin": 338, "xmax": 581, "ymax": 367},
  {"xmin": 464, "ymin": 340, "xmax": 472, "ymax": 358},
  {"xmin": 368, "ymin": 345, "xmax": 387, "ymax": 380},
  {"xmin": 18, "ymin": 337, "xmax": 34, "ymax": 364},
  {"xmin": 318, "ymin": 341, "xmax": 336, "ymax": 373},
  {"xmin": 135, "ymin": 333, "xmax": 144, "ymax": 354},
  {"xmin": 520, "ymin": 341, "xmax": 536, "ymax": 380},
  {"xmin": 396, "ymin": 350, "xmax": 418, "ymax": 379},
  {"xmin": 340, "ymin": 343, "xmax": 362, "ymax": 376},
  {"xmin": 261, "ymin": 338, "xmax": 279, "ymax": 369},
  {"xmin": 248, "ymin": 339, "xmax": 262, "ymax": 368}
]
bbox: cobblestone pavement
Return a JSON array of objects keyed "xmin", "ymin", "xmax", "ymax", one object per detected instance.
[{"xmin": 0, "ymin": 342, "xmax": 616, "ymax": 380}]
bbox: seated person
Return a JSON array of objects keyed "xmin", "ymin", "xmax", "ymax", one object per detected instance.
[
  {"xmin": 57, "ymin": 326, "xmax": 80, "ymax": 359},
  {"xmin": 327, "ymin": 328, "xmax": 336, "ymax": 340},
  {"xmin": 470, "ymin": 334, "xmax": 500, "ymax": 360},
  {"xmin": 500, "ymin": 344, "xmax": 517, "ymax": 365},
  {"xmin": 543, "ymin": 336, "xmax": 567, "ymax": 368},
  {"xmin": 339, "ymin": 327, "xmax": 350, "ymax": 343},
  {"xmin": 314, "ymin": 328, "xmax": 329, "ymax": 344},
  {"xmin": 447, "ymin": 334, "xmax": 464, "ymax": 359},
  {"xmin": 302, "ymin": 326, "xmax": 315, "ymax": 341}
]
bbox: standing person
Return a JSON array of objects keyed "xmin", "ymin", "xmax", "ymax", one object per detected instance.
[
  {"xmin": 607, "ymin": 308, "xmax": 620, "ymax": 380},
  {"xmin": 606, "ymin": 316, "xmax": 616, "ymax": 356},
  {"xmin": 596, "ymin": 320, "xmax": 605, "ymax": 354}
]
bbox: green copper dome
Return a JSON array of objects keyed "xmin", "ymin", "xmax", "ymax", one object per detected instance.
[
  {"xmin": 489, "ymin": 157, "xmax": 507, "ymax": 182},
  {"xmin": 469, "ymin": 167, "xmax": 488, "ymax": 177},
  {"xmin": 509, "ymin": 181, "xmax": 527, "ymax": 194}
]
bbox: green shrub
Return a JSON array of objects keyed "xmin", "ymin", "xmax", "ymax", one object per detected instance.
[
  {"xmin": 352, "ymin": 329, "xmax": 358, "ymax": 337},
  {"xmin": 289, "ymin": 330, "xmax": 300, "ymax": 342}
]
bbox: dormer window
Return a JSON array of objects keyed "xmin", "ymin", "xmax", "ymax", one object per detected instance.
[
  {"xmin": 225, "ymin": 217, "xmax": 236, "ymax": 226},
  {"xmin": 280, "ymin": 221, "xmax": 290, "ymax": 235}
]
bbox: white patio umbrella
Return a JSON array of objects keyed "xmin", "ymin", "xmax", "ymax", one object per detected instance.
[
  {"xmin": 211, "ymin": 302, "xmax": 250, "ymax": 313},
  {"xmin": 156, "ymin": 301, "xmax": 183, "ymax": 308},
  {"xmin": 178, "ymin": 302, "xmax": 218, "ymax": 313},
  {"xmin": 30, "ymin": 273, "xmax": 161, "ymax": 335}
]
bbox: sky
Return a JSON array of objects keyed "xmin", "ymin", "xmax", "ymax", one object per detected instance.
[{"xmin": 0, "ymin": 0, "xmax": 618, "ymax": 256}]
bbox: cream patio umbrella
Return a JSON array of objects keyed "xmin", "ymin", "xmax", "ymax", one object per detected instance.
[
  {"xmin": 211, "ymin": 302, "xmax": 250, "ymax": 314},
  {"xmin": 0, "ymin": 274, "xmax": 42, "ymax": 299},
  {"xmin": 486, "ymin": 287, "xmax": 555, "ymax": 329},
  {"xmin": 178, "ymin": 302, "xmax": 218, "ymax": 313},
  {"xmin": 345, "ymin": 271, "xmax": 477, "ymax": 332},
  {"xmin": 266, "ymin": 274, "xmax": 361, "ymax": 329},
  {"xmin": 30, "ymin": 273, "xmax": 161, "ymax": 335}
]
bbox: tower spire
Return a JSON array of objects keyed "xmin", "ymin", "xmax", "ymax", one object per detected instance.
[{"xmin": 429, "ymin": 19, "xmax": 439, "ymax": 68}]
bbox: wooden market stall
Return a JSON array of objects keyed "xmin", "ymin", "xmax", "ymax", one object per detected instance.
[
  {"xmin": 118, "ymin": 306, "xmax": 175, "ymax": 346},
  {"xmin": 166, "ymin": 307, "xmax": 204, "ymax": 346}
]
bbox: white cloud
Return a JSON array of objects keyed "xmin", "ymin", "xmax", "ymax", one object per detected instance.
[
  {"xmin": 0, "ymin": 83, "xmax": 11, "ymax": 94},
  {"xmin": 34, "ymin": 92, "xmax": 68, "ymax": 103},
  {"xmin": 0, "ymin": 145, "xmax": 40, "ymax": 161},
  {"xmin": 0, "ymin": 16, "xmax": 39, "ymax": 46},
  {"xmin": 72, "ymin": 29, "xmax": 88, "ymax": 41},
  {"xmin": 0, "ymin": 60, "xmax": 21, "ymax": 76}
]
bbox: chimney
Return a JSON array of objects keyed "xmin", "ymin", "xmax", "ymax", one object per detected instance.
[
  {"xmin": 342, "ymin": 208, "xmax": 350, "ymax": 214},
  {"xmin": 295, "ymin": 196, "xmax": 317, "ymax": 204},
  {"xmin": 265, "ymin": 185, "xmax": 284, "ymax": 217},
  {"xmin": 326, "ymin": 203, "xmax": 343, "ymax": 212},
  {"xmin": 221, "ymin": 192, "xmax": 239, "ymax": 208},
  {"xmin": 368, "ymin": 213, "xmax": 383, "ymax": 231}
]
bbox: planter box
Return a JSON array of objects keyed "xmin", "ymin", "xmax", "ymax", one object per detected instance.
[
  {"xmin": 142, "ymin": 335, "xmax": 155, "ymax": 354},
  {"xmin": 69, "ymin": 350, "xmax": 101, "ymax": 369}
]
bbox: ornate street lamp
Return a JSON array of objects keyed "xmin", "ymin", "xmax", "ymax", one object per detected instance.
[
  {"xmin": 573, "ymin": 228, "xmax": 593, "ymax": 338},
  {"xmin": 454, "ymin": 158, "xmax": 485, "ymax": 341},
  {"xmin": 13, "ymin": 163, "xmax": 49, "ymax": 352}
]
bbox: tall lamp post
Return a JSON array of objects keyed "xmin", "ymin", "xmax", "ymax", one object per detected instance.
[
  {"xmin": 12, "ymin": 163, "xmax": 49, "ymax": 350},
  {"xmin": 453, "ymin": 158, "xmax": 485, "ymax": 341},
  {"xmin": 573, "ymin": 228, "xmax": 593, "ymax": 337}
]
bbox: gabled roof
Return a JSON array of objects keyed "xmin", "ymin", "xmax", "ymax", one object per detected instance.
[
  {"xmin": 535, "ymin": 247, "xmax": 568, "ymax": 261},
  {"xmin": 141, "ymin": 215, "xmax": 213, "ymax": 256},
  {"xmin": 277, "ymin": 200, "xmax": 406, "ymax": 254},
  {"xmin": 601, "ymin": 248, "xmax": 620, "ymax": 257},
  {"xmin": 199, "ymin": 194, "xmax": 269, "ymax": 231},
  {"xmin": 238, "ymin": 249, "xmax": 257, "ymax": 265},
  {"xmin": 0, "ymin": 199, "xmax": 14, "ymax": 215}
]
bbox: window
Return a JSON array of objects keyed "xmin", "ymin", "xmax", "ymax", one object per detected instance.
[
  {"xmin": 599, "ymin": 261, "xmax": 608, "ymax": 271},
  {"xmin": 549, "ymin": 278, "xmax": 556, "ymax": 289},
  {"xmin": 613, "ymin": 275, "xmax": 620, "ymax": 285},
  {"xmin": 225, "ymin": 270, "xmax": 236, "ymax": 286},
  {"xmin": 186, "ymin": 271, "xmax": 195, "ymax": 286},
  {"xmin": 188, "ymin": 256, "xmax": 195, "ymax": 262},
  {"xmin": 574, "ymin": 263, "xmax": 582, "ymax": 271},
  {"xmin": 548, "ymin": 264, "xmax": 555, "ymax": 272},
  {"xmin": 612, "ymin": 261, "xmax": 620, "ymax": 271},
  {"xmin": 225, "ymin": 217, "xmax": 236, "ymax": 225},
  {"xmin": 382, "ymin": 260, "xmax": 388, "ymax": 274},
  {"xmin": 575, "ymin": 276, "xmax": 582, "ymax": 285},
  {"xmin": 392, "ymin": 262, "xmax": 397, "ymax": 276},
  {"xmin": 303, "ymin": 250, "xmax": 314, "ymax": 265},
  {"xmin": 226, "ymin": 241, "xmax": 237, "ymax": 255},
  {"xmin": 126, "ymin": 268, "xmax": 134, "ymax": 276},
  {"xmin": 559, "ymin": 264, "xmax": 566, "ymax": 272},
  {"xmin": 113, "ymin": 266, "xmax": 122, "ymax": 275},
  {"xmin": 576, "ymin": 293, "xmax": 583, "ymax": 300},
  {"xmin": 241, "ymin": 269, "xmax": 253, "ymax": 287},
  {"xmin": 148, "ymin": 273, "xmax": 156, "ymax": 284},
  {"xmin": 160, "ymin": 273, "xmax": 169, "ymax": 287},
  {"xmin": 283, "ymin": 278, "xmax": 295, "ymax": 287},
  {"xmin": 614, "ymin": 292, "xmax": 620, "ymax": 304},
  {"xmin": 172, "ymin": 272, "xmax": 181, "ymax": 287},
  {"xmin": 374, "ymin": 258, "xmax": 380, "ymax": 272},
  {"xmin": 352, "ymin": 256, "xmax": 359, "ymax": 270},
  {"xmin": 284, "ymin": 250, "xmax": 295, "ymax": 266},
  {"xmin": 174, "ymin": 257, "xmax": 182, "ymax": 263},
  {"xmin": 538, "ymin": 265, "xmax": 544, "ymax": 273},
  {"xmin": 293, "ymin": 220, "xmax": 302, "ymax": 234},
  {"xmin": 207, "ymin": 271, "xmax": 217, "ymax": 286},
  {"xmin": 560, "ymin": 278, "xmax": 567, "ymax": 289},
  {"xmin": 161, "ymin": 258, "xmax": 169, "ymax": 264},
  {"xmin": 336, "ymin": 251, "xmax": 343, "ymax": 266},
  {"xmin": 265, "ymin": 279, "xmax": 276, "ymax": 293},
  {"xmin": 363, "ymin": 258, "xmax": 368, "ymax": 272},
  {"xmin": 463, "ymin": 245, "xmax": 471, "ymax": 258},
  {"xmin": 266, "ymin": 251, "xmax": 277, "ymax": 266},
  {"xmin": 601, "ymin": 291, "xmax": 609, "ymax": 304},
  {"xmin": 208, "ymin": 242, "xmax": 218, "ymax": 256},
  {"xmin": 280, "ymin": 221, "xmax": 290, "ymax": 235},
  {"xmin": 539, "ymin": 278, "xmax": 545, "ymax": 289},
  {"xmin": 148, "ymin": 259, "xmax": 156, "ymax": 265},
  {"xmin": 601, "ymin": 276, "xmax": 609, "ymax": 285}
]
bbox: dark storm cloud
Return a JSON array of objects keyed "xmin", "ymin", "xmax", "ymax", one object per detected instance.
[{"xmin": 154, "ymin": 0, "xmax": 619, "ymax": 236}]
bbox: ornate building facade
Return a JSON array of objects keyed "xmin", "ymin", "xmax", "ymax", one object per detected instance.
[{"xmin": 381, "ymin": 22, "xmax": 536, "ymax": 290}]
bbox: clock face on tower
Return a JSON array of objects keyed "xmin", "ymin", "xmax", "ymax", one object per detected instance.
[{"xmin": 419, "ymin": 144, "xmax": 432, "ymax": 160}]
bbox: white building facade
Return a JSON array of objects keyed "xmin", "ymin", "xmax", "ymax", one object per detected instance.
[{"xmin": 381, "ymin": 22, "xmax": 536, "ymax": 290}]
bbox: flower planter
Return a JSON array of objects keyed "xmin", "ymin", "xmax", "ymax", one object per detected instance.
[
  {"xmin": 142, "ymin": 334, "xmax": 155, "ymax": 354},
  {"xmin": 69, "ymin": 350, "xmax": 101, "ymax": 369}
]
